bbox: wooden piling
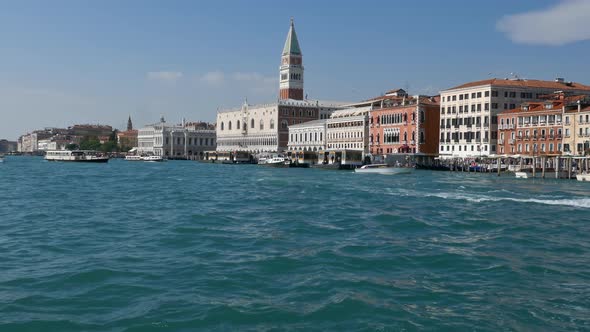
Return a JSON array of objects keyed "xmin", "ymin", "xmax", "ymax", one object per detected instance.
[{"xmin": 541, "ymin": 156, "xmax": 546, "ymax": 178}]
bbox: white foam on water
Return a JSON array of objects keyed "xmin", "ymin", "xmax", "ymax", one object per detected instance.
[{"xmin": 423, "ymin": 192, "xmax": 590, "ymax": 209}]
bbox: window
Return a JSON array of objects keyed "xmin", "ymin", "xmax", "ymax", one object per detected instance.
[
  {"xmin": 270, "ymin": 119, "xmax": 275, "ymax": 129},
  {"xmin": 260, "ymin": 119, "xmax": 264, "ymax": 130},
  {"xmin": 228, "ymin": 121, "xmax": 232, "ymax": 130},
  {"xmin": 471, "ymin": 92, "xmax": 476, "ymax": 98},
  {"xmin": 484, "ymin": 103, "xmax": 489, "ymax": 111},
  {"xmin": 281, "ymin": 120, "xmax": 288, "ymax": 129},
  {"xmin": 491, "ymin": 90, "xmax": 498, "ymax": 97},
  {"xmin": 251, "ymin": 119, "xmax": 255, "ymax": 128},
  {"xmin": 477, "ymin": 92, "xmax": 482, "ymax": 98},
  {"xmin": 485, "ymin": 91, "xmax": 490, "ymax": 97},
  {"xmin": 237, "ymin": 121, "xmax": 240, "ymax": 129},
  {"xmin": 221, "ymin": 122, "xmax": 224, "ymax": 130}
]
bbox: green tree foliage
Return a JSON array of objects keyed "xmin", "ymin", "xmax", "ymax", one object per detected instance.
[
  {"xmin": 65, "ymin": 143, "xmax": 79, "ymax": 151},
  {"xmin": 79, "ymin": 136, "xmax": 102, "ymax": 151}
]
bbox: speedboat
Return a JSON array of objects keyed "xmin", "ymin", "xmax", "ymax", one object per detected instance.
[
  {"xmin": 259, "ymin": 156, "xmax": 289, "ymax": 167},
  {"xmin": 355, "ymin": 164, "xmax": 414, "ymax": 174},
  {"xmin": 142, "ymin": 155, "xmax": 164, "ymax": 162}
]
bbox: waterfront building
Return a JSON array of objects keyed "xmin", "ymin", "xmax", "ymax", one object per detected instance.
[
  {"xmin": 563, "ymin": 99, "xmax": 590, "ymax": 155},
  {"xmin": 0, "ymin": 139, "xmax": 18, "ymax": 153},
  {"xmin": 69, "ymin": 124, "xmax": 113, "ymax": 138},
  {"xmin": 322, "ymin": 106, "xmax": 371, "ymax": 164},
  {"xmin": 496, "ymin": 94, "xmax": 573, "ymax": 156},
  {"xmin": 137, "ymin": 117, "xmax": 216, "ymax": 159},
  {"xmin": 360, "ymin": 90, "xmax": 440, "ymax": 157},
  {"xmin": 439, "ymin": 78, "xmax": 590, "ymax": 158},
  {"xmin": 287, "ymin": 119, "xmax": 327, "ymax": 152},
  {"xmin": 18, "ymin": 130, "xmax": 55, "ymax": 153},
  {"xmin": 216, "ymin": 19, "xmax": 346, "ymax": 155}
]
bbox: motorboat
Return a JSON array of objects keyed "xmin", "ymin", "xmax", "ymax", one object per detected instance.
[
  {"xmin": 125, "ymin": 154, "xmax": 164, "ymax": 162},
  {"xmin": 45, "ymin": 150, "xmax": 109, "ymax": 163},
  {"xmin": 259, "ymin": 156, "xmax": 289, "ymax": 167},
  {"xmin": 355, "ymin": 164, "xmax": 414, "ymax": 174},
  {"xmin": 142, "ymin": 155, "xmax": 164, "ymax": 162},
  {"xmin": 576, "ymin": 173, "xmax": 590, "ymax": 182}
]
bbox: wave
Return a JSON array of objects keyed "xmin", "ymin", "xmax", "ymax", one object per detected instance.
[{"xmin": 423, "ymin": 192, "xmax": 590, "ymax": 209}]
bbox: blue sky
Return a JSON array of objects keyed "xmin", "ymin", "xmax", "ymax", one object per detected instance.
[{"xmin": 2, "ymin": 0, "xmax": 590, "ymax": 140}]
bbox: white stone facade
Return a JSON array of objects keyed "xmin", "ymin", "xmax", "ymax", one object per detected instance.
[
  {"xmin": 137, "ymin": 119, "xmax": 216, "ymax": 159},
  {"xmin": 216, "ymin": 99, "xmax": 344, "ymax": 153},
  {"xmin": 326, "ymin": 106, "xmax": 371, "ymax": 153},
  {"xmin": 288, "ymin": 119, "xmax": 326, "ymax": 152}
]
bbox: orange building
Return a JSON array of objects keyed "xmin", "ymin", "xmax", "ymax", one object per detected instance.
[
  {"xmin": 359, "ymin": 90, "xmax": 440, "ymax": 156},
  {"xmin": 496, "ymin": 94, "xmax": 586, "ymax": 156}
]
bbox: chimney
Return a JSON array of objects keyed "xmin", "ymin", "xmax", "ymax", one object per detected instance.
[{"xmin": 578, "ymin": 100, "xmax": 582, "ymax": 113}]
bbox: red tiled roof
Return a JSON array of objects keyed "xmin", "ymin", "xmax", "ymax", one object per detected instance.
[{"xmin": 446, "ymin": 78, "xmax": 590, "ymax": 91}]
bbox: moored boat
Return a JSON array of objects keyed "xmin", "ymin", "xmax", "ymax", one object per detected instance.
[
  {"xmin": 45, "ymin": 150, "xmax": 109, "ymax": 163},
  {"xmin": 576, "ymin": 173, "xmax": 590, "ymax": 182},
  {"xmin": 259, "ymin": 156, "xmax": 289, "ymax": 167},
  {"xmin": 355, "ymin": 164, "xmax": 414, "ymax": 174}
]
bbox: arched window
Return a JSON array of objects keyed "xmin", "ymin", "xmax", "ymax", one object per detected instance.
[
  {"xmin": 237, "ymin": 121, "xmax": 240, "ymax": 129},
  {"xmin": 221, "ymin": 122, "xmax": 224, "ymax": 130},
  {"xmin": 229, "ymin": 121, "xmax": 232, "ymax": 130},
  {"xmin": 281, "ymin": 120, "xmax": 288, "ymax": 129},
  {"xmin": 251, "ymin": 119, "xmax": 255, "ymax": 128},
  {"xmin": 260, "ymin": 119, "xmax": 264, "ymax": 130},
  {"xmin": 270, "ymin": 119, "xmax": 275, "ymax": 129}
]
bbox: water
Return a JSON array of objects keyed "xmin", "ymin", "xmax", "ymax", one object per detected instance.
[{"xmin": 1, "ymin": 156, "xmax": 589, "ymax": 331}]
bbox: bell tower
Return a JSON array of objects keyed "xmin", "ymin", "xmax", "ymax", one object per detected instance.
[{"xmin": 279, "ymin": 18, "xmax": 304, "ymax": 100}]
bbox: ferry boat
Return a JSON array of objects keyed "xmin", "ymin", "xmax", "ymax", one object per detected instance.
[
  {"xmin": 355, "ymin": 164, "xmax": 414, "ymax": 174},
  {"xmin": 45, "ymin": 150, "xmax": 109, "ymax": 163}
]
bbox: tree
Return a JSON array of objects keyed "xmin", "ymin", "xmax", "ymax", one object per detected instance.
[
  {"xmin": 65, "ymin": 143, "xmax": 79, "ymax": 151},
  {"xmin": 79, "ymin": 136, "xmax": 102, "ymax": 151}
]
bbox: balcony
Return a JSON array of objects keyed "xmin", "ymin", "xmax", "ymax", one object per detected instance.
[
  {"xmin": 476, "ymin": 123, "xmax": 482, "ymax": 128},
  {"xmin": 483, "ymin": 138, "xmax": 489, "ymax": 143},
  {"xmin": 509, "ymin": 139, "xmax": 515, "ymax": 145},
  {"xmin": 498, "ymin": 139, "xmax": 504, "ymax": 145},
  {"xmin": 411, "ymin": 140, "xmax": 416, "ymax": 145},
  {"xmin": 484, "ymin": 122, "xmax": 490, "ymax": 128}
]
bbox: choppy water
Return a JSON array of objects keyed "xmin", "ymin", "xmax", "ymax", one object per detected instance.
[{"xmin": 1, "ymin": 156, "xmax": 589, "ymax": 331}]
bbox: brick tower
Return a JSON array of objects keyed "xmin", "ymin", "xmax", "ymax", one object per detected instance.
[{"xmin": 279, "ymin": 18, "xmax": 304, "ymax": 100}]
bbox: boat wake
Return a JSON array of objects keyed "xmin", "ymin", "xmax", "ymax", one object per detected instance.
[{"xmin": 423, "ymin": 192, "xmax": 590, "ymax": 209}]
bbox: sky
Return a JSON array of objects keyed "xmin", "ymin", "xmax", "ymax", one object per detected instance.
[{"xmin": 2, "ymin": 0, "xmax": 590, "ymax": 140}]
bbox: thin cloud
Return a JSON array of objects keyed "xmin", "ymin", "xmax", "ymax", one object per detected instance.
[
  {"xmin": 147, "ymin": 71, "xmax": 184, "ymax": 82},
  {"xmin": 497, "ymin": 0, "xmax": 590, "ymax": 46},
  {"xmin": 201, "ymin": 71, "xmax": 225, "ymax": 86}
]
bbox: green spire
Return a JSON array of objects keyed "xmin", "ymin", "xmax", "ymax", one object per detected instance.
[{"xmin": 282, "ymin": 18, "xmax": 301, "ymax": 56}]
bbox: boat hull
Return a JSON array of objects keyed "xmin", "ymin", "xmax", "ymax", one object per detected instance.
[
  {"xmin": 576, "ymin": 174, "xmax": 590, "ymax": 182},
  {"xmin": 46, "ymin": 158, "xmax": 109, "ymax": 163},
  {"xmin": 355, "ymin": 167, "xmax": 414, "ymax": 174}
]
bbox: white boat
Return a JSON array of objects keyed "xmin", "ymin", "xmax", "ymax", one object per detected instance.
[
  {"xmin": 125, "ymin": 155, "xmax": 143, "ymax": 161},
  {"xmin": 515, "ymin": 171, "xmax": 530, "ymax": 179},
  {"xmin": 125, "ymin": 154, "xmax": 164, "ymax": 162},
  {"xmin": 355, "ymin": 164, "xmax": 414, "ymax": 174},
  {"xmin": 576, "ymin": 173, "xmax": 590, "ymax": 182},
  {"xmin": 142, "ymin": 155, "xmax": 164, "ymax": 162},
  {"xmin": 259, "ymin": 156, "xmax": 289, "ymax": 167},
  {"xmin": 0, "ymin": 156, "xmax": 4, "ymax": 163},
  {"xmin": 45, "ymin": 150, "xmax": 109, "ymax": 163}
]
